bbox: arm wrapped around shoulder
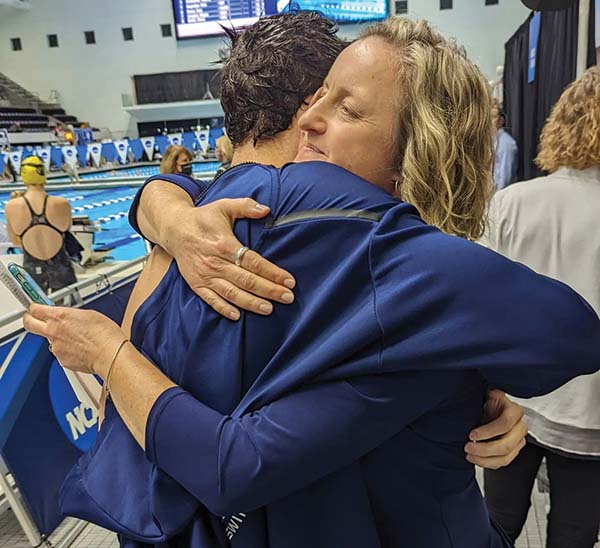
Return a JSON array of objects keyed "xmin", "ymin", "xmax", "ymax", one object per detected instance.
[{"xmin": 370, "ymin": 206, "xmax": 600, "ymax": 398}]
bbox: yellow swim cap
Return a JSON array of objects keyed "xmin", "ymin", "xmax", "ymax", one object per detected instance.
[{"xmin": 20, "ymin": 156, "xmax": 46, "ymax": 186}]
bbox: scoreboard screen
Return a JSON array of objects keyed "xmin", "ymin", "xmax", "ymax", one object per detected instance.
[{"xmin": 171, "ymin": 0, "xmax": 389, "ymax": 39}]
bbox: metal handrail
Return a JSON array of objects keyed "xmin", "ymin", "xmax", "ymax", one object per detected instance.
[{"xmin": 0, "ymin": 256, "xmax": 147, "ymax": 330}]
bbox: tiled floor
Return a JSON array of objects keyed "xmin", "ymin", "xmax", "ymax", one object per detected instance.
[{"xmin": 0, "ymin": 480, "xmax": 554, "ymax": 548}]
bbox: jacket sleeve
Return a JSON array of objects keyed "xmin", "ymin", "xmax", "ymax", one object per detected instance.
[
  {"xmin": 371, "ymin": 206, "xmax": 600, "ymax": 397},
  {"xmin": 145, "ymin": 370, "xmax": 467, "ymax": 517},
  {"xmin": 128, "ymin": 174, "xmax": 209, "ymax": 237}
]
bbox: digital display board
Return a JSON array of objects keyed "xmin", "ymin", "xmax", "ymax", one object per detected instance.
[{"xmin": 172, "ymin": 0, "xmax": 389, "ymax": 39}]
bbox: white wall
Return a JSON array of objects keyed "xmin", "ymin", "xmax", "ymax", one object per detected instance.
[{"xmin": 0, "ymin": 0, "xmax": 530, "ymax": 138}]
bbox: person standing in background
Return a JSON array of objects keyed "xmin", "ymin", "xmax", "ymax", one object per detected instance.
[
  {"xmin": 492, "ymin": 99, "xmax": 518, "ymax": 190},
  {"xmin": 160, "ymin": 145, "xmax": 193, "ymax": 175},
  {"xmin": 4, "ymin": 156, "xmax": 77, "ymax": 293},
  {"xmin": 64, "ymin": 160, "xmax": 81, "ymax": 184},
  {"xmin": 214, "ymin": 134, "xmax": 234, "ymax": 178},
  {"xmin": 482, "ymin": 67, "xmax": 600, "ymax": 548}
]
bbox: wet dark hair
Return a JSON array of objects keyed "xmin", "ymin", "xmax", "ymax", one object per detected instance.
[{"xmin": 220, "ymin": 11, "xmax": 346, "ymax": 146}]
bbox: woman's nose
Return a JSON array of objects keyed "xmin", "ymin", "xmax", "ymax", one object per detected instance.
[{"xmin": 298, "ymin": 106, "xmax": 327, "ymax": 135}]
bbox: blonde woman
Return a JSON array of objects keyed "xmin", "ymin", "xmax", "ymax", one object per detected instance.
[
  {"xmin": 159, "ymin": 144, "xmax": 193, "ymax": 175},
  {"xmin": 27, "ymin": 16, "xmax": 599, "ymax": 548},
  {"xmin": 482, "ymin": 66, "xmax": 600, "ymax": 548},
  {"xmin": 214, "ymin": 134, "xmax": 234, "ymax": 178}
]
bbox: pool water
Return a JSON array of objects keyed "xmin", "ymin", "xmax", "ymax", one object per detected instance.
[
  {"xmin": 49, "ymin": 161, "xmax": 221, "ymax": 182},
  {"xmin": 1, "ymin": 162, "xmax": 219, "ymax": 262}
]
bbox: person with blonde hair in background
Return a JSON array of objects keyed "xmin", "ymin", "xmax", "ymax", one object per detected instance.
[
  {"xmin": 214, "ymin": 134, "xmax": 234, "ymax": 178},
  {"xmin": 482, "ymin": 66, "xmax": 600, "ymax": 548},
  {"xmin": 5, "ymin": 156, "xmax": 76, "ymax": 292},
  {"xmin": 160, "ymin": 144, "xmax": 193, "ymax": 175}
]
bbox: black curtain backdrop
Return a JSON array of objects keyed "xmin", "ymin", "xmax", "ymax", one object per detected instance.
[
  {"xmin": 134, "ymin": 69, "xmax": 222, "ymax": 104},
  {"xmin": 503, "ymin": 0, "xmax": 596, "ymax": 181}
]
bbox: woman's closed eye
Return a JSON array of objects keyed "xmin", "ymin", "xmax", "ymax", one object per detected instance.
[{"xmin": 340, "ymin": 102, "xmax": 362, "ymax": 120}]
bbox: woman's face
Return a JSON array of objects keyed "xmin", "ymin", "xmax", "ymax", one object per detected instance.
[
  {"xmin": 295, "ymin": 38, "xmax": 401, "ymax": 193},
  {"xmin": 176, "ymin": 153, "xmax": 189, "ymax": 173}
]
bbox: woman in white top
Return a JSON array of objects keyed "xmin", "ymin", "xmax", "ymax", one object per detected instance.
[{"xmin": 482, "ymin": 66, "xmax": 600, "ymax": 548}]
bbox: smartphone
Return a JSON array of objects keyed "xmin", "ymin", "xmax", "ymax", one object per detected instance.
[
  {"xmin": 0, "ymin": 262, "xmax": 53, "ymax": 308},
  {"xmin": 0, "ymin": 261, "xmax": 101, "ymax": 410}
]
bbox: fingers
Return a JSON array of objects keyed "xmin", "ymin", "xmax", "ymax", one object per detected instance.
[
  {"xmin": 205, "ymin": 278, "xmax": 276, "ymax": 316},
  {"xmin": 28, "ymin": 303, "xmax": 56, "ymax": 321},
  {"xmin": 470, "ymin": 396, "xmax": 524, "ymax": 442},
  {"xmin": 240, "ymin": 250, "xmax": 296, "ymax": 290},
  {"xmin": 220, "ymin": 255, "xmax": 295, "ymax": 303},
  {"xmin": 220, "ymin": 198, "xmax": 271, "ymax": 221},
  {"xmin": 466, "ymin": 436, "xmax": 526, "ymax": 469},
  {"xmin": 23, "ymin": 311, "xmax": 49, "ymax": 337},
  {"xmin": 196, "ymin": 287, "xmax": 241, "ymax": 321},
  {"xmin": 465, "ymin": 418, "xmax": 528, "ymax": 459}
]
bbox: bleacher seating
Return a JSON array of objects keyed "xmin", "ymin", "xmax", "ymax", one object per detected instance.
[
  {"xmin": 0, "ymin": 106, "xmax": 51, "ymax": 132},
  {"xmin": 0, "ymin": 73, "xmax": 86, "ymax": 134}
]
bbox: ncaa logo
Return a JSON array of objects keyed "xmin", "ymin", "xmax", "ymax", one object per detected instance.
[
  {"xmin": 66, "ymin": 150, "xmax": 73, "ymax": 156},
  {"xmin": 118, "ymin": 144, "xmax": 125, "ymax": 151},
  {"xmin": 199, "ymin": 134, "xmax": 207, "ymax": 141},
  {"xmin": 48, "ymin": 360, "xmax": 98, "ymax": 452}
]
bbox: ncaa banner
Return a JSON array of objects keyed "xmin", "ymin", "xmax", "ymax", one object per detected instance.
[
  {"xmin": 113, "ymin": 140, "xmax": 129, "ymax": 164},
  {"xmin": 87, "ymin": 143, "xmax": 102, "ymax": 167},
  {"xmin": 8, "ymin": 149, "xmax": 22, "ymax": 173},
  {"xmin": 62, "ymin": 146, "xmax": 78, "ymax": 166},
  {"xmin": 142, "ymin": 136, "xmax": 155, "ymax": 160},
  {"xmin": 167, "ymin": 133, "xmax": 183, "ymax": 147},
  {"xmin": 195, "ymin": 129, "xmax": 210, "ymax": 153},
  {"xmin": 35, "ymin": 147, "xmax": 51, "ymax": 171}
]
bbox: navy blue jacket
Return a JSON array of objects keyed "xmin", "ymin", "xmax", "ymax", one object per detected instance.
[{"xmin": 60, "ymin": 162, "xmax": 600, "ymax": 547}]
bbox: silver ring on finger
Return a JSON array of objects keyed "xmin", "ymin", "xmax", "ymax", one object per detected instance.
[
  {"xmin": 48, "ymin": 342, "xmax": 53, "ymax": 353},
  {"xmin": 234, "ymin": 246, "xmax": 250, "ymax": 267}
]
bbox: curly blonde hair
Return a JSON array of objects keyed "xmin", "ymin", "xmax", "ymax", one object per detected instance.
[
  {"xmin": 360, "ymin": 18, "xmax": 494, "ymax": 240},
  {"xmin": 160, "ymin": 145, "xmax": 192, "ymax": 175},
  {"xmin": 536, "ymin": 67, "xmax": 600, "ymax": 173}
]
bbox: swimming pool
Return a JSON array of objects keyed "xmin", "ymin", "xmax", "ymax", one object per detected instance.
[
  {"xmin": 1, "ymin": 161, "xmax": 219, "ymax": 261},
  {"xmin": 49, "ymin": 161, "xmax": 221, "ymax": 182},
  {"xmin": 1, "ymin": 186, "xmax": 147, "ymax": 261}
]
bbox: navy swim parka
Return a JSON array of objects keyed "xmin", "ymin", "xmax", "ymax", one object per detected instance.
[{"xmin": 60, "ymin": 162, "xmax": 600, "ymax": 548}]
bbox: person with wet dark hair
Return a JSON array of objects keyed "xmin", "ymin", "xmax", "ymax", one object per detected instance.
[{"xmin": 220, "ymin": 12, "xmax": 346, "ymax": 148}]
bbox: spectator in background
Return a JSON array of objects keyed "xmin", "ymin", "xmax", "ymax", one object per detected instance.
[
  {"xmin": 482, "ymin": 66, "xmax": 600, "ymax": 548},
  {"xmin": 214, "ymin": 134, "xmax": 234, "ymax": 178},
  {"xmin": 5, "ymin": 156, "xmax": 77, "ymax": 293},
  {"xmin": 492, "ymin": 99, "xmax": 518, "ymax": 190},
  {"xmin": 0, "ymin": 191, "xmax": 24, "ymax": 254},
  {"xmin": 0, "ymin": 219, "xmax": 10, "ymax": 254},
  {"xmin": 1, "ymin": 161, "xmax": 14, "ymax": 182},
  {"xmin": 64, "ymin": 160, "xmax": 81, "ymax": 184},
  {"xmin": 160, "ymin": 144, "xmax": 192, "ymax": 175}
]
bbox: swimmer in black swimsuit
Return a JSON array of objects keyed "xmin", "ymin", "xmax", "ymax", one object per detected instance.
[
  {"xmin": 18, "ymin": 193, "xmax": 76, "ymax": 292},
  {"xmin": 5, "ymin": 156, "xmax": 76, "ymax": 293}
]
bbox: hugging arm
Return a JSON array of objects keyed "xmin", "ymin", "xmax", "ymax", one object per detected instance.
[{"xmin": 129, "ymin": 178, "xmax": 296, "ymax": 319}]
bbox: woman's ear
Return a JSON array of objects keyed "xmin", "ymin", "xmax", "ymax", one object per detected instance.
[{"xmin": 391, "ymin": 169, "xmax": 403, "ymax": 197}]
